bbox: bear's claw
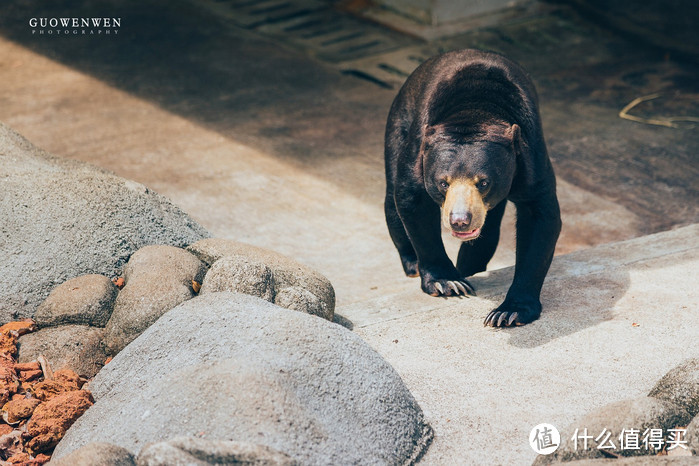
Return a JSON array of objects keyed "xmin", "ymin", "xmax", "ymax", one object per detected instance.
[
  {"xmin": 429, "ymin": 279, "xmax": 475, "ymax": 297},
  {"xmin": 456, "ymin": 281, "xmax": 474, "ymax": 296},
  {"xmin": 484, "ymin": 298, "xmax": 541, "ymax": 327},
  {"xmin": 448, "ymin": 282, "xmax": 459, "ymax": 295},
  {"xmin": 507, "ymin": 313, "xmax": 518, "ymax": 326},
  {"xmin": 486, "ymin": 310, "xmax": 522, "ymax": 327},
  {"xmin": 484, "ymin": 310, "xmax": 520, "ymax": 327}
]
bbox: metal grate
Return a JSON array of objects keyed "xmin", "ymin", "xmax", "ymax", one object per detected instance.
[
  {"xmin": 197, "ymin": 0, "xmax": 567, "ymax": 89},
  {"xmin": 338, "ymin": 46, "xmax": 435, "ymax": 89},
  {"xmin": 200, "ymin": 0, "xmax": 422, "ymax": 82}
]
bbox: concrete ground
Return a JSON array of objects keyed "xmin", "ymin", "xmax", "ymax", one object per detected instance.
[{"xmin": 1, "ymin": 0, "xmax": 698, "ymax": 463}]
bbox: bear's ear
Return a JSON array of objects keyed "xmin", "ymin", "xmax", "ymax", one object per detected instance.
[
  {"xmin": 505, "ymin": 124, "xmax": 520, "ymax": 144},
  {"xmin": 423, "ymin": 125, "xmax": 438, "ymax": 142},
  {"xmin": 505, "ymin": 124, "xmax": 522, "ymax": 156},
  {"xmin": 421, "ymin": 125, "xmax": 440, "ymax": 154}
]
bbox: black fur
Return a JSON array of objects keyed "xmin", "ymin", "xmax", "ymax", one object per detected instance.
[{"xmin": 384, "ymin": 49, "xmax": 562, "ymax": 327}]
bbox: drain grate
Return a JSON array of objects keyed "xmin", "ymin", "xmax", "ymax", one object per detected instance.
[
  {"xmin": 196, "ymin": 0, "xmax": 566, "ymax": 89},
  {"xmin": 200, "ymin": 0, "xmax": 422, "ymax": 80},
  {"xmin": 208, "ymin": 0, "xmax": 326, "ymax": 29},
  {"xmin": 337, "ymin": 46, "xmax": 436, "ymax": 89}
]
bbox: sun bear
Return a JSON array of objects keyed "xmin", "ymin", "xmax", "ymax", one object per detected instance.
[{"xmin": 384, "ymin": 49, "xmax": 561, "ymax": 327}]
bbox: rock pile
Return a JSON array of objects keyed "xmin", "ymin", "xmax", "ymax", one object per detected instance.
[
  {"xmin": 52, "ymin": 293, "xmax": 432, "ymax": 465},
  {"xmin": 17, "ymin": 239, "xmax": 337, "ymax": 377},
  {"xmin": 2, "ymin": 123, "xmax": 430, "ymax": 465},
  {"xmin": 0, "ymin": 122, "xmax": 209, "ymax": 323}
]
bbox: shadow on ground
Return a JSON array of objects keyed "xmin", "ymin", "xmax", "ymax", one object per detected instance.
[{"xmin": 467, "ymin": 265, "xmax": 628, "ymax": 348}]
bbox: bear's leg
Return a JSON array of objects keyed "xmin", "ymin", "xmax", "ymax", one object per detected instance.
[
  {"xmin": 396, "ymin": 190, "xmax": 474, "ymax": 297},
  {"xmin": 385, "ymin": 191, "xmax": 419, "ymax": 277},
  {"xmin": 484, "ymin": 194, "xmax": 561, "ymax": 327},
  {"xmin": 456, "ymin": 199, "xmax": 507, "ymax": 278}
]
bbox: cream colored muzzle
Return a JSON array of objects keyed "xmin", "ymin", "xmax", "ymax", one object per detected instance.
[{"xmin": 442, "ymin": 180, "xmax": 487, "ymax": 241}]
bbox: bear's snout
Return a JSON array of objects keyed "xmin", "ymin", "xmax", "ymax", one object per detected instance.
[
  {"xmin": 442, "ymin": 179, "xmax": 486, "ymax": 241},
  {"xmin": 449, "ymin": 211, "xmax": 472, "ymax": 231}
]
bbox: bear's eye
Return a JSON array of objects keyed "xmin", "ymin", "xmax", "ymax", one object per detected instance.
[
  {"xmin": 477, "ymin": 179, "xmax": 490, "ymax": 190},
  {"xmin": 438, "ymin": 180, "xmax": 449, "ymax": 190}
]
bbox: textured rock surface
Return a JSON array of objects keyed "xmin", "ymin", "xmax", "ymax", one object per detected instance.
[
  {"xmin": 274, "ymin": 286, "xmax": 329, "ymax": 320},
  {"xmin": 49, "ymin": 442, "xmax": 136, "ymax": 466},
  {"xmin": 649, "ymin": 358, "xmax": 699, "ymax": 418},
  {"xmin": 688, "ymin": 414, "xmax": 699, "ymax": 455},
  {"xmin": 102, "ymin": 245, "xmax": 207, "ymax": 355},
  {"xmin": 1, "ymin": 397, "xmax": 41, "ymax": 424},
  {"xmin": 34, "ymin": 274, "xmax": 117, "ymax": 328},
  {"xmin": 18, "ymin": 325, "xmax": 107, "ymax": 378},
  {"xmin": 534, "ymin": 397, "xmax": 693, "ymax": 464},
  {"xmin": 25, "ymin": 389, "xmax": 94, "ymax": 454},
  {"xmin": 200, "ymin": 256, "xmax": 275, "ymax": 302},
  {"xmin": 564, "ymin": 457, "xmax": 699, "ymax": 465},
  {"xmin": 53, "ymin": 292, "xmax": 431, "ymax": 465},
  {"xmin": 0, "ymin": 123, "xmax": 209, "ymax": 322},
  {"xmin": 136, "ymin": 437, "xmax": 297, "ymax": 466},
  {"xmin": 188, "ymin": 238, "xmax": 335, "ymax": 320}
]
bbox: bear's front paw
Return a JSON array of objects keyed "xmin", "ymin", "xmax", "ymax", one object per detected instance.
[
  {"xmin": 421, "ymin": 273, "xmax": 475, "ymax": 297},
  {"xmin": 484, "ymin": 298, "xmax": 541, "ymax": 327}
]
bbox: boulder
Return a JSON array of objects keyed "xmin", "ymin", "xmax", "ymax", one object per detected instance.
[
  {"xmin": 565, "ymin": 457, "xmax": 699, "ymax": 465},
  {"xmin": 0, "ymin": 122, "xmax": 209, "ymax": 322},
  {"xmin": 136, "ymin": 437, "xmax": 297, "ymax": 466},
  {"xmin": 534, "ymin": 397, "xmax": 693, "ymax": 464},
  {"xmin": 34, "ymin": 274, "xmax": 117, "ymax": 328},
  {"xmin": 18, "ymin": 325, "xmax": 107, "ymax": 378},
  {"xmin": 187, "ymin": 238, "xmax": 334, "ymax": 320},
  {"xmin": 49, "ymin": 442, "xmax": 136, "ymax": 466},
  {"xmin": 102, "ymin": 245, "xmax": 207, "ymax": 355},
  {"xmin": 53, "ymin": 292, "xmax": 432, "ymax": 465},
  {"xmin": 200, "ymin": 257, "xmax": 275, "ymax": 302},
  {"xmin": 649, "ymin": 358, "xmax": 699, "ymax": 418},
  {"xmin": 274, "ymin": 286, "xmax": 328, "ymax": 320},
  {"xmin": 688, "ymin": 414, "xmax": 698, "ymax": 455}
]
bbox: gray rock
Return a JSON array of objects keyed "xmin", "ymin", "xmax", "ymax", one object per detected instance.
[
  {"xmin": 533, "ymin": 397, "xmax": 693, "ymax": 465},
  {"xmin": 102, "ymin": 245, "xmax": 207, "ymax": 355},
  {"xmin": 34, "ymin": 274, "xmax": 117, "ymax": 328},
  {"xmin": 187, "ymin": 238, "xmax": 334, "ymax": 320},
  {"xmin": 565, "ymin": 457, "xmax": 699, "ymax": 465},
  {"xmin": 0, "ymin": 122, "xmax": 209, "ymax": 322},
  {"xmin": 54, "ymin": 292, "xmax": 432, "ymax": 465},
  {"xmin": 121, "ymin": 245, "xmax": 208, "ymax": 285},
  {"xmin": 18, "ymin": 325, "xmax": 107, "ymax": 378},
  {"xmin": 50, "ymin": 441, "xmax": 136, "ymax": 466},
  {"xmin": 200, "ymin": 257, "xmax": 275, "ymax": 302},
  {"xmin": 649, "ymin": 358, "xmax": 699, "ymax": 418},
  {"xmin": 688, "ymin": 414, "xmax": 699, "ymax": 455},
  {"xmin": 274, "ymin": 286, "xmax": 329, "ymax": 320},
  {"xmin": 136, "ymin": 436, "xmax": 297, "ymax": 466}
]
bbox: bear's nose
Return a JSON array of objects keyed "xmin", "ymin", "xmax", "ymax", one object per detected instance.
[{"xmin": 449, "ymin": 211, "xmax": 472, "ymax": 231}]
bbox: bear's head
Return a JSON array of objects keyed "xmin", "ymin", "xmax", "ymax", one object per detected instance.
[{"xmin": 422, "ymin": 121, "xmax": 520, "ymax": 241}]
